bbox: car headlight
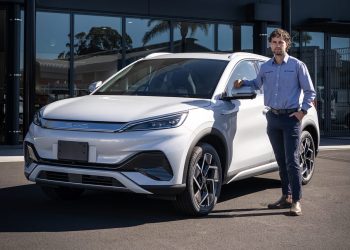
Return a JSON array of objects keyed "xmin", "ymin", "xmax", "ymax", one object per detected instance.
[
  {"xmin": 121, "ymin": 112, "xmax": 188, "ymax": 132},
  {"xmin": 33, "ymin": 109, "xmax": 43, "ymax": 127}
]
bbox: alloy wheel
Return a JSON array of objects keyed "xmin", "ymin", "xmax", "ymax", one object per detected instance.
[
  {"xmin": 299, "ymin": 132, "xmax": 315, "ymax": 184},
  {"xmin": 192, "ymin": 152, "xmax": 220, "ymax": 208}
]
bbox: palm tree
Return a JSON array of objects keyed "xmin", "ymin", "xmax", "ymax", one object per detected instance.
[
  {"xmin": 292, "ymin": 31, "xmax": 312, "ymax": 47},
  {"xmin": 142, "ymin": 20, "xmax": 210, "ymax": 52}
]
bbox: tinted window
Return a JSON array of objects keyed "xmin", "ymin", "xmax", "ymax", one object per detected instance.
[
  {"xmin": 73, "ymin": 14, "xmax": 122, "ymax": 96},
  {"xmin": 125, "ymin": 18, "xmax": 170, "ymax": 64},
  {"xmin": 95, "ymin": 58, "xmax": 228, "ymax": 98},
  {"xmin": 218, "ymin": 24, "xmax": 233, "ymax": 52},
  {"xmin": 173, "ymin": 22, "xmax": 214, "ymax": 52},
  {"xmin": 241, "ymin": 25, "xmax": 253, "ymax": 52},
  {"xmin": 36, "ymin": 12, "xmax": 70, "ymax": 108}
]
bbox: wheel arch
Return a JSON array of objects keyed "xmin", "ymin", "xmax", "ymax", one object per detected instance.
[
  {"xmin": 182, "ymin": 128, "xmax": 229, "ymax": 184},
  {"xmin": 302, "ymin": 122, "xmax": 319, "ymax": 157}
]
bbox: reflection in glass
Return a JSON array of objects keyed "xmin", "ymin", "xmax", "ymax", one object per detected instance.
[
  {"xmin": 126, "ymin": 18, "xmax": 170, "ymax": 64},
  {"xmin": 329, "ymin": 37, "xmax": 350, "ymax": 133},
  {"xmin": 218, "ymin": 24, "xmax": 233, "ymax": 52},
  {"xmin": 73, "ymin": 14, "xmax": 122, "ymax": 96},
  {"xmin": 173, "ymin": 22, "xmax": 214, "ymax": 52},
  {"xmin": 289, "ymin": 30, "xmax": 300, "ymax": 58},
  {"xmin": 299, "ymin": 32, "xmax": 325, "ymax": 131},
  {"xmin": 302, "ymin": 32, "xmax": 324, "ymax": 49},
  {"xmin": 36, "ymin": 12, "xmax": 70, "ymax": 108},
  {"xmin": 241, "ymin": 25, "xmax": 253, "ymax": 52}
]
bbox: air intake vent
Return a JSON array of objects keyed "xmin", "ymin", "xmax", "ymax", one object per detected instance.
[
  {"xmin": 37, "ymin": 171, "xmax": 124, "ymax": 188},
  {"xmin": 82, "ymin": 175, "xmax": 124, "ymax": 187},
  {"xmin": 39, "ymin": 171, "xmax": 69, "ymax": 182}
]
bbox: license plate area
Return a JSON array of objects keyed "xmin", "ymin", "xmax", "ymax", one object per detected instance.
[{"xmin": 57, "ymin": 140, "xmax": 89, "ymax": 162}]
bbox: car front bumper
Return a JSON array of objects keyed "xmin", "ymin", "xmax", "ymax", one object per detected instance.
[{"xmin": 24, "ymin": 122, "xmax": 193, "ymax": 195}]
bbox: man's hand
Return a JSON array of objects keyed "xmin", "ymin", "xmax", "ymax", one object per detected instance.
[
  {"xmin": 289, "ymin": 111, "xmax": 305, "ymax": 121},
  {"xmin": 234, "ymin": 79, "xmax": 243, "ymax": 88}
]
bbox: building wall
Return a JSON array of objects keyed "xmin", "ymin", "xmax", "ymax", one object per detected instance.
[
  {"xmin": 35, "ymin": 0, "xmax": 350, "ymax": 25},
  {"xmin": 1, "ymin": 0, "xmax": 348, "ymax": 25}
]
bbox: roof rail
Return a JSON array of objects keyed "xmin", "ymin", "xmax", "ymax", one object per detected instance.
[{"xmin": 144, "ymin": 52, "xmax": 172, "ymax": 59}]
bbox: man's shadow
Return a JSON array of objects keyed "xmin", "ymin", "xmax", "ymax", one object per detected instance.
[{"xmin": 210, "ymin": 176, "xmax": 290, "ymax": 218}]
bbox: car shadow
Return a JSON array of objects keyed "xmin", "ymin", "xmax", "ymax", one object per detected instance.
[
  {"xmin": 0, "ymin": 176, "xmax": 282, "ymax": 232},
  {"xmin": 219, "ymin": 176, "xmax": 281, "ymax": 203}
]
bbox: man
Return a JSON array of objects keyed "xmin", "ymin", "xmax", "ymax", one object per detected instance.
[{"xmin": 234, "ymin": 28, "xmax": 316, "ymax": 216}]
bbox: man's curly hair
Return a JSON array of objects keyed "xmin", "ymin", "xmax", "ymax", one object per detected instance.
[{"xmin": 268, "ymin": 28, "xmax": 291, "ymax": 51}]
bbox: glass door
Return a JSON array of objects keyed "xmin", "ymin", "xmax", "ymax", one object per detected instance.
[{"xmin": 326, "ymin": 35, "xmax": 350, "ymax": 135}]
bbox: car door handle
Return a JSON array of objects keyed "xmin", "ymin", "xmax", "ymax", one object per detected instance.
[{"xmin": 221, "ymin": 106, "xmax": 239, "ymax": 115}]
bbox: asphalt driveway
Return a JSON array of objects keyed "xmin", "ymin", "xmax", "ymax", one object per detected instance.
[{"xmin": 0, "ymin": 149, "xmax": 349, "ymax": 250}]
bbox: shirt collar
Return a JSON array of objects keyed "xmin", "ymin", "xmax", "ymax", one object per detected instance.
[{"xmin": 271, "ymin": 53, "xmax": 290, "ymax": 65}]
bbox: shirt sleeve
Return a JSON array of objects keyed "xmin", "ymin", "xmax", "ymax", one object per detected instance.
[
  {"xmin": 242, "ymin": 69, "xmax": 264, "ymax": 90},
  {"xmin": 298, "ymin": 62, "xmax": 316, "ymax": 111}
]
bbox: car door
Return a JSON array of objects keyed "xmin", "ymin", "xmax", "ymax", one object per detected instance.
[{"xmin": 227, "ymin": 59, "xmax": 274, "ymax": 173}]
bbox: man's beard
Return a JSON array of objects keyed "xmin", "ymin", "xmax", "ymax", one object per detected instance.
[{"xmin": 273, "ymin": 49, "xmax": 285, "ymax": 56}]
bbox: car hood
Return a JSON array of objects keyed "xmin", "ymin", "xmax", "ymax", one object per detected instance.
[{"xmin": 42, "ymin": 95, "xmax": 211, "ymax": 122}]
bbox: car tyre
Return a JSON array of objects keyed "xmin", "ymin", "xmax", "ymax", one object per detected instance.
[
  {"xmin": 299, "ymin": 130, "xmax": 316, "ymax": 185},
  {"xmin": 40, "ymin": 185, "xmax": 85, "ymax": 201},
  {"xmin": 175, "ymin": 143, "xmax": 222, "ymax": 216}
]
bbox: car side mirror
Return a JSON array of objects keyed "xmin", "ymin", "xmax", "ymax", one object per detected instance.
[
  {"xmin": 222, "ymin": 86, "xmax": 257, "ymax": 100},
  {"xmin": 88, "ymin": 81, "xmax": 103, "ymax": 93}
]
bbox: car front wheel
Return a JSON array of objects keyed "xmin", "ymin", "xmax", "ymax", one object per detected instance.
[
  {"xmin": 175, "ymin": 143, "xmax": 222, "ymax": 216},
  {"xmin": 300, "ymin": 130, "xmax": 316, "ymax": 185}
]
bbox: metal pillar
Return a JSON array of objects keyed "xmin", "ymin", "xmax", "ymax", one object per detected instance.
[
  {"xmin": 253, "ymin": 21, "xmax": 267, "ymax": 56},
  {"xmin": 282, "ymin": 0, "xmax": 291, "ymax": 34},
  {"xmin": 5, "ymin": 4, "xmax": 21, "ymax": 144},
  {"xmin": 23, "ymin": 0, "xmax": 36, "ymax": 136}
]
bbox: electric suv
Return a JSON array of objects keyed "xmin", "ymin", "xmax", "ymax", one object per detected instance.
[{"xmin": 24, "ymin": 52, "xmax": 320, "ymax": 216}]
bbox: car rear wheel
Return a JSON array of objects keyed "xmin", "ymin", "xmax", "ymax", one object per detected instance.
[
  {"xmin": 40, "ymin": 185, "xmax": 85, "ymax": 201},
  {"xmin": 175, "ymin": 143, "xmax": 222, "ymax": 216},
  {"xmin": 299, "ymin": 130, "xmax": 316, "ymax": 185}
]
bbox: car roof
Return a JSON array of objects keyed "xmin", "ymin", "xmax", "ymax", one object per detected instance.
[{"xmin": 144, "ymin": 52, "xmax": 269, "ymax": 62}]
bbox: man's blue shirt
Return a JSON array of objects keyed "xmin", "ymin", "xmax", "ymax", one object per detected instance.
[{"xmin": 244, "ymin": 54, "xmax": 316, "ymax": 111}]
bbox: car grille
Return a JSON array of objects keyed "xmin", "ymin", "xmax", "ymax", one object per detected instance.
[
  {"xmin": 40, "ymin": 119, "xmax": 126, "ymax": 133},
  {"xmin": 38, "ymin": 171, "xmax": 125, "ymax": 187}
]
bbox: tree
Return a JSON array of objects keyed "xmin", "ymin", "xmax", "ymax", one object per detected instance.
[
  {"xmin": 291, "ymin": 31, "xmax": 312, "ymax": 47},
  {"xmin": 58, "ymin": 26, "xmax": 132, "ymax": 59},
  {"xmin": 142, "ymin": 20, "xmax": 210, "ymax": 52}
]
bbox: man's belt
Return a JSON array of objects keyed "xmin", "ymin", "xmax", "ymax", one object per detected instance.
[{"xmin": 269, "ymin": 108, "xmax": 299, "ymax": 115}]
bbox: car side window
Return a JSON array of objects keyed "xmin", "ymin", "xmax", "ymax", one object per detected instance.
[
  {"xmin": 226, "ymin": 60, "xmax": 257, "ymax": 93},
  {"xmin": 256, "ymin": 60, "xmax": 264, "ymax": 71}
]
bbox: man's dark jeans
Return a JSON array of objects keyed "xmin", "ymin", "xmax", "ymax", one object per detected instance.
[{"xmin": 266, "ymin": 111, "xmax": 302, "ymax": 201}]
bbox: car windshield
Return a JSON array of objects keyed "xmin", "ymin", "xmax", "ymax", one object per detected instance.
[{"xmin": 94, "ymin": 58, "xmax": 228, "ymax": 98}]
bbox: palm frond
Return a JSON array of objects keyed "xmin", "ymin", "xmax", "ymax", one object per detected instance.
[{"xmin": 142, "ymin": 21, "xmax": 170, "ymax": 45}]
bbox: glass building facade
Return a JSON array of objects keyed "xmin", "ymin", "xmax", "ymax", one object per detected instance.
[{"xmin": 0, "ymin": 0, "xmax": 349, "ymax": 144}]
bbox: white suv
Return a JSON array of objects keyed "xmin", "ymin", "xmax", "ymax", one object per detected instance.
[{"xmin": 24, "ymin": 52, "xmax": 320, "ymax": 216}]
